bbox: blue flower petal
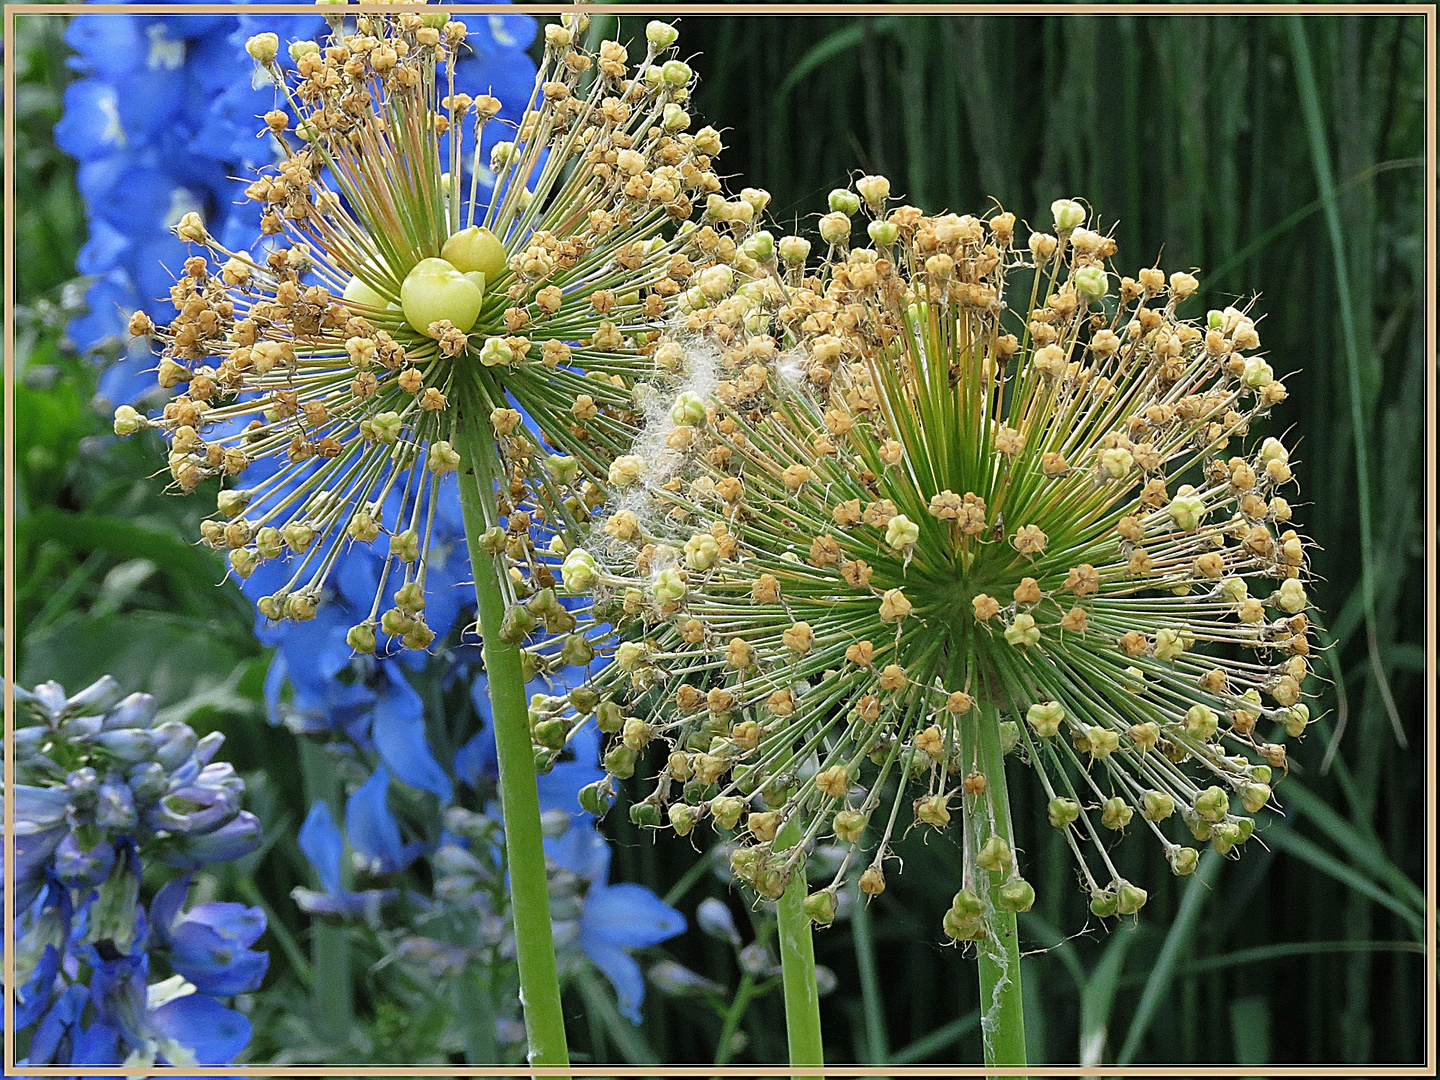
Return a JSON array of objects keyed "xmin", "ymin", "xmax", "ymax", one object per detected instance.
[
  {"xmin": 70, "ymin": 1019, "xmax": 122, "ymax": 1064},
  {"xmin": 297, "ymin": 801, "xmax": 343, "ymax": 896},
  {"xmin": 54, "ymin": 80, "xmax": 130, "ymax": 161},
  {"xmin": 371, "ymin": 666, "xmax": 452, "ymax": 802},
  {"xmin": 345, "ymin": 765, "xmax": 416, "ymax": 873},
  {"xmin": 546, "ymin": 822, "xmax": 611, "ymax": 882},
  {"xmin": 581, "ymin": 882, "xmax": 687, "ymax": 951},
  {"xmin": 149, "ymin": 993, "xmax": 251, "ymax": 1065},
  {"xmin": 581, "ymin": 940, "xmax": 648, "ymax": 1025}
]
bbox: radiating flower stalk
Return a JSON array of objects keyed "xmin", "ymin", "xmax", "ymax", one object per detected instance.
[
  {"xmin": 116, "ymin": 12, "xmax": 741, "ymax": 1067},
  {"xmin": 561, "ymin": 183, "xmax": 1316, "ymax": 1066}
]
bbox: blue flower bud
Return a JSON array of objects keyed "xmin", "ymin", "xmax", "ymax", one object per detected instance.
[
  {"xmin": 54, "ymin": 832, "xmax": 116, "ymax": 887},
  {"xmin": 12, "ymin": 726, "xmax": 49, "ymax": 758},
  {"xmin": 148, "ymin": 785, "xmax": 238, "ymax": 835},
  {"xmin": 127, "ymin": 761, "xmax": 169, "ymax": 803},
  {"xmin": 161, "ymin": 810, "xmax": 262, "ymax": 867},
  {"xmin": 95, "ymin": 776, "xmax": 138, "ymax": 831},
  {"xmin": 17, "ymin": 783, "xmax": 73, "ymax": 826},
  {"xmin": 65, "ymin": 675, "xmax": 124, "ymax": 716},
  {"xmin": 150, "ymin": 721, "xmax": 198, "ymax": 771},
  {"xmin": 94, "ymin": 728, "xmax": 156, "ymax": 763},
  {"xmin": 194, "ymin": 730, "xmax": 226, "ymax": 768},
  {"xmin": 58, "ymin": 713, "xmax": 104, "ymax": 740},
  {"xmin": 30, "ymin": 681, "xmax": 69, "ymax": 719},
  {"xmin": 101, "ymin": 691, "xmax": 157, "ymax": 731},
  {"xmin": 696, "ymin": 896, "xmax": 742, "ymax": 946},
  {"xmin": 60, "ymin": 772, "xmax": 97, "ymax": 819}
]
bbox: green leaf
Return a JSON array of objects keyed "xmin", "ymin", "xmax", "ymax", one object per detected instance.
[
  {"xmin": 17, "ymin": 508, "xmax": 252, "ymax": 624},
  {"xmin": 1079, "ymin": 921, "xmax": 1137, "ymax": 1065},
  {"xmin": 1229, "ymin": 994, "xmax": 1271, "ymax": 1069},
  {"xmin": 19, "ymin": 609, "xmax": 257, "ymax": 709},
  {"xmin": 1117, "ymin": 848, "xmax": 1222, "ymax": 1064},
  {"xmin": 772, "ymin": 18, "xmax": 897, "ymax": 109},
  {"xmin": 1262, "ymin": 825, "xmax": 1425, "ymax": 938},
  {"xmin": 1279, "ymin": 782, "xmax": 1425, "ymax": 916}
]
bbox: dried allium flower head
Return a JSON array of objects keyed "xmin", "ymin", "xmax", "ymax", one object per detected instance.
[
  {"xmin": 571, "ymin": 187, "xmax": 1313, "ymax": 936},
  {"xmin": 116, "ymin": 14, "xmax": 737, "ymax": 659}
]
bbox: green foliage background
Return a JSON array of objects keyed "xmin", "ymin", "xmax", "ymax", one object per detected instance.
[{"xmin": 7, "ymin": 10, "xmax": 1428, "ymax": 1067}]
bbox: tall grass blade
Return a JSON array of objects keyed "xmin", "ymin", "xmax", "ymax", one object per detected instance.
[{"xmin": 1286, "ymin": 18, "xmax": 1405, "ymax": 748}]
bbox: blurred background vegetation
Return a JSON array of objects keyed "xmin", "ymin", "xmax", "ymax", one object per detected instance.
[{"xmin": 7, "ymin": 9, "xmax": 1428, "ymax": 1068}]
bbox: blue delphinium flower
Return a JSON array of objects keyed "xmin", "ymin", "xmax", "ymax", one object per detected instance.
[
  {"xmin": 557, "ymin": 821, "xmax": 687, "ymax": 1024},
  {"xmin": 56, "ymin": 3, "xmax": 538, "ymax": 405},
  {"xmin": 6, "ymin": 677, "xmax": 266, "ymax": 1067},
  {"xmin": 55, "ymin": 12, "xmax": 251, "ymax": 404}
]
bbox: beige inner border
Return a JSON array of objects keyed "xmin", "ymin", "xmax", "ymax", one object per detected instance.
[{"xmin": 4, "ymin": 3, "xmax": 1434, "ymax": 1075}]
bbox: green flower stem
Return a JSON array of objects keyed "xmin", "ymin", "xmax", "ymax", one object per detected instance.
[
  {"xmin": 962, "ymin": 696, "xmax": 1028, "ymax": 1073},
  {"xmin": 454, "ymin": 396, "xmax": 570, "ymax": 1073},
  {"xmin": 774, "ymin": 819, "xmax": 824, "ymax": 1078},
  {"xmin": 299, "ymin": 740, "xmax": 352, "ymax": 1044}
]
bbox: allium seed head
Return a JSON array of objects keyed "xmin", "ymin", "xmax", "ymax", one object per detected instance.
[
  {"xmin": 570, "ymin": 185, "xmax": 1317, "ymax": 944},
  {"xmin": 123, "ymin": 16, "xmax": 736, "ymax": 663}
]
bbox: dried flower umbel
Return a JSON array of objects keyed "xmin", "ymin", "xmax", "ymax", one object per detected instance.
[
  {"xmin": 117, "ymin": 13, "xmax": 734, "ymax": 659},
  {"xmin": 562, "ymin": 184, "xmax": 1314, "ymax": 1055}
]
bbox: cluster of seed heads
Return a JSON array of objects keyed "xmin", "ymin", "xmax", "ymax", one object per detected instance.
[
  {"xmin": 544, "ymin": 183, "xmax": 1315, "ymax": 941},
  {"xmin": 114, "ymin": 13, "xmax": 1319, "ymax": 947},
  {"xmin": 118, "ymin": 14, "xmax": 738, "ymax": 664}
]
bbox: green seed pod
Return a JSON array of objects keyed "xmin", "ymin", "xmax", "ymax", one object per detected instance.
[
  {"xmin": 520, "ymin": 650, "xmax": 544, "ymax": 682},
  {"xmin": 394, "ymin": 581, "xmax": 426, "ymax": 614},
  {"xmin": 1048, "ymin": 797, "xmax": 1081, "ymax": 829},
  {"xmin": 669, "ymin": 802, "xmax": 702, "ymax": 836},
  {"xmin": 942, "ymin": 907, "xmax": 985, "ymax": 942},
  {"xmin": 533, "ymin": 746, "xmax": 559, "ymax": 774},
  {"xmin": 380, "ymin": 607, "xmax": 413, "ymax": 638},
  {"xmin": 532, "ymin": 718, "xmax": 567, "ymax": 751},
  {"xmin": 803, "ymin": 890, "xmax": 837, "ymax": 926},
  {"xmin": 756, "ymin": 867, "xmax": 787, "ymax": 901},
  {"xmin": 629, "ymin": 801, "xmax": 662, "ymax": 828},
  {"xmin": 828, "ymin": 188, "xmax": 862, "ymax": 216},
  {"xmin": 710, "ymin": 796, "xmax": 745, "ymax": 832},
  {"xmin": 596, "ymin": 701, "xmax": 625, "ymax": 733},
  {"xmin": 1101, "ymin": 796, "xmax": 1133, "ymax": 831},
  {"xmin": 1210, "ymin": 820, "xmax": 1242, "ymax": 856},
  {"xmin": 1193, "ymin": 785, "xmax": 1230, "ymax": 824},
  {"xmin": 578, "ymin": 778, "xmax": 613, "ymax": 816},
  {"xmin": 346, "ymin": 622, "xmax": 377, "ymax": 654},
  {"xmin": 1089, "ymin": 888, "xmax": 1120, "ymax": 918},
  {"xmin": 500, "ymin": 604, "xmax": 537, "ymax": 644},
  {"xmin": 832, "ymin": 808, "xmax": 869, "ymax": 845},
  {"xmin": 603, "ymin": 743, "xmax": 637, "ymax": 779},
  {"xmin": 559, "ymin": 633, "xmax": 596, "ymax": 667},
  {"xmin": 1116, "ymin": 882, "xmax": 1148, "ymax": 915},
  {"xmin": 1141, "ymin": 790, "xmax": 1176, "ymax": 821},
  {"xmin": 682, "ymin": 779, "xmax": 717, "ymax": 805},
  {"xmin": 569, "ymin": 686, "xmax": 600, "ymax": 714},
  {"xmin": 976, "ymin": 834, "xmax": 1013, "ymax": 874},
  {"xmin": 1239, "ymin": 782, "xmax": 1271, "ymax": 814},
  {"xmin": 1168, "ymin": 846, "xmax": 1200, "ymax": 876},
  {"xmin": 950, "ymin": 888, "xmax": 984, "ymax": 919},
  {"xmin": 997, "ymin": 877, "xmax": 1036, "ymax": 913}
]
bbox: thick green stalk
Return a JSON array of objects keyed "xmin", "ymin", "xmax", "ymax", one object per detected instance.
[
  {"xmin": 454, "ymin": 395, "xmax": 570, "ymax": 1072},
  {"xmin": 774, "ymin": 820, "xmax": 824, "ymax": 1077},
  {"xmin": 299, "ymin": 740, "xmax": 352, "ymax": 1046},
  {"xmin": 958, "ymin": 688, "xmax": 1027, "ymax": 1073}
]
